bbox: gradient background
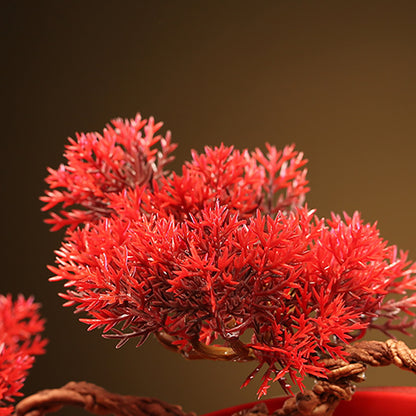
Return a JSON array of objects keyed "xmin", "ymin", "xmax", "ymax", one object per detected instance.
[{"xmin": 2, "ymin": 1, "xmax": 416, "ymax": 414}]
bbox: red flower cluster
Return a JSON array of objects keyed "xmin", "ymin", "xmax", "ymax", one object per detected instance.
[
  {"xmin": 42, "ymin": 114, "xmax": 416, "ymax": 397},
  {"xmin": 0, "ymin": 295, "xmax": 46, "ymax": 416}
]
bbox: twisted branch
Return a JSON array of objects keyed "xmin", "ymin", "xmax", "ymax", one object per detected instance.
[
  {"xmin": 269, "ymin": 339, "xmax": 416, "ymax": 416},
  {"xmin": 14, "ymin": 381, "xmax": 195, "ymax": 416}
]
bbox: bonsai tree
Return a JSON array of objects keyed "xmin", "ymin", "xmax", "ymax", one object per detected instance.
[{"xmin": 2, "ymin": 114, "xmax": 416, "ymax": 416}]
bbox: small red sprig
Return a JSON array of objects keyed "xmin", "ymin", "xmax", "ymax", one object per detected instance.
[
  {"xmin": 0, "ymin": 295, "xmax": 47, "ymax": 416},
  {"xmin": 41, "ymin": 114, "xmax": 176, "ymax": 231}
]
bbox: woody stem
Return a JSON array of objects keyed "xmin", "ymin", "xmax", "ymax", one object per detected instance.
[
  {"xmin": 156, "ymin": 331, "xmax": 255, "ymax": 361},
  {"xmin": 14, "ymin": 381, "xmax": 194, "ymax": 416}
]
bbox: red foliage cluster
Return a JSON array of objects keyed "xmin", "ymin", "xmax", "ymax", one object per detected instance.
[
  {"xmin": 41, "ymin": 114, "xmax": 177, "ymax": 231},
  {"xmin": 0, "ymin": 295, "xmax": 46, "ymax": 416},
  {"xmin": 42, "ymin": 114, "xmax": 416, "ymax": 397},
  {"xmin": 144, "ymin": 143, "xmax": 308, "ymax": 220}
]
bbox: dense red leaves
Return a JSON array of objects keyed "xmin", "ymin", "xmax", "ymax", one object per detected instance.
[
  {"xmin": 145, "ymin": 143, "xmax": 308, "ymax": 220},
  {"xmin": 309, "ymin": 213, "xmax": 416, "ymax": 338},
  {"xmin": 0, "ymin": 295, "xmax": 46, "ymax": 416},
  {"xmin": 43, "ymin": 114, "xmax": 416, "ymax": 397},
  {"xmin": 41, "ymin": 114, "xmax": 176, "ymax": 231}
]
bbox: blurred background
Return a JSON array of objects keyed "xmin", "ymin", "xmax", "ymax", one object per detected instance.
[{"xmin": 2, "ymin": 0, "xmax": 416, "ymax": 414}]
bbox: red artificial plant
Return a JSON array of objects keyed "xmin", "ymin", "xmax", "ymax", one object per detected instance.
[
  {"xmin": 41, "ymin": 113, "xmax": 416, "ymax": 394},
  {"xmin": 2, "ymin": 113, "xmax": 415, "ymax": 416}
]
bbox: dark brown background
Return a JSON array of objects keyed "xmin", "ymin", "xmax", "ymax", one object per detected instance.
[{"xmin": 2, "ymin": 1, "xmax": 416, "ymax": 414}]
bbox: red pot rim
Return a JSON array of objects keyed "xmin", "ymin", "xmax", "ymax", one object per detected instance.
[{"xmin": 203, "ymin": 386, "xmax": 416, "ymax": 416}]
